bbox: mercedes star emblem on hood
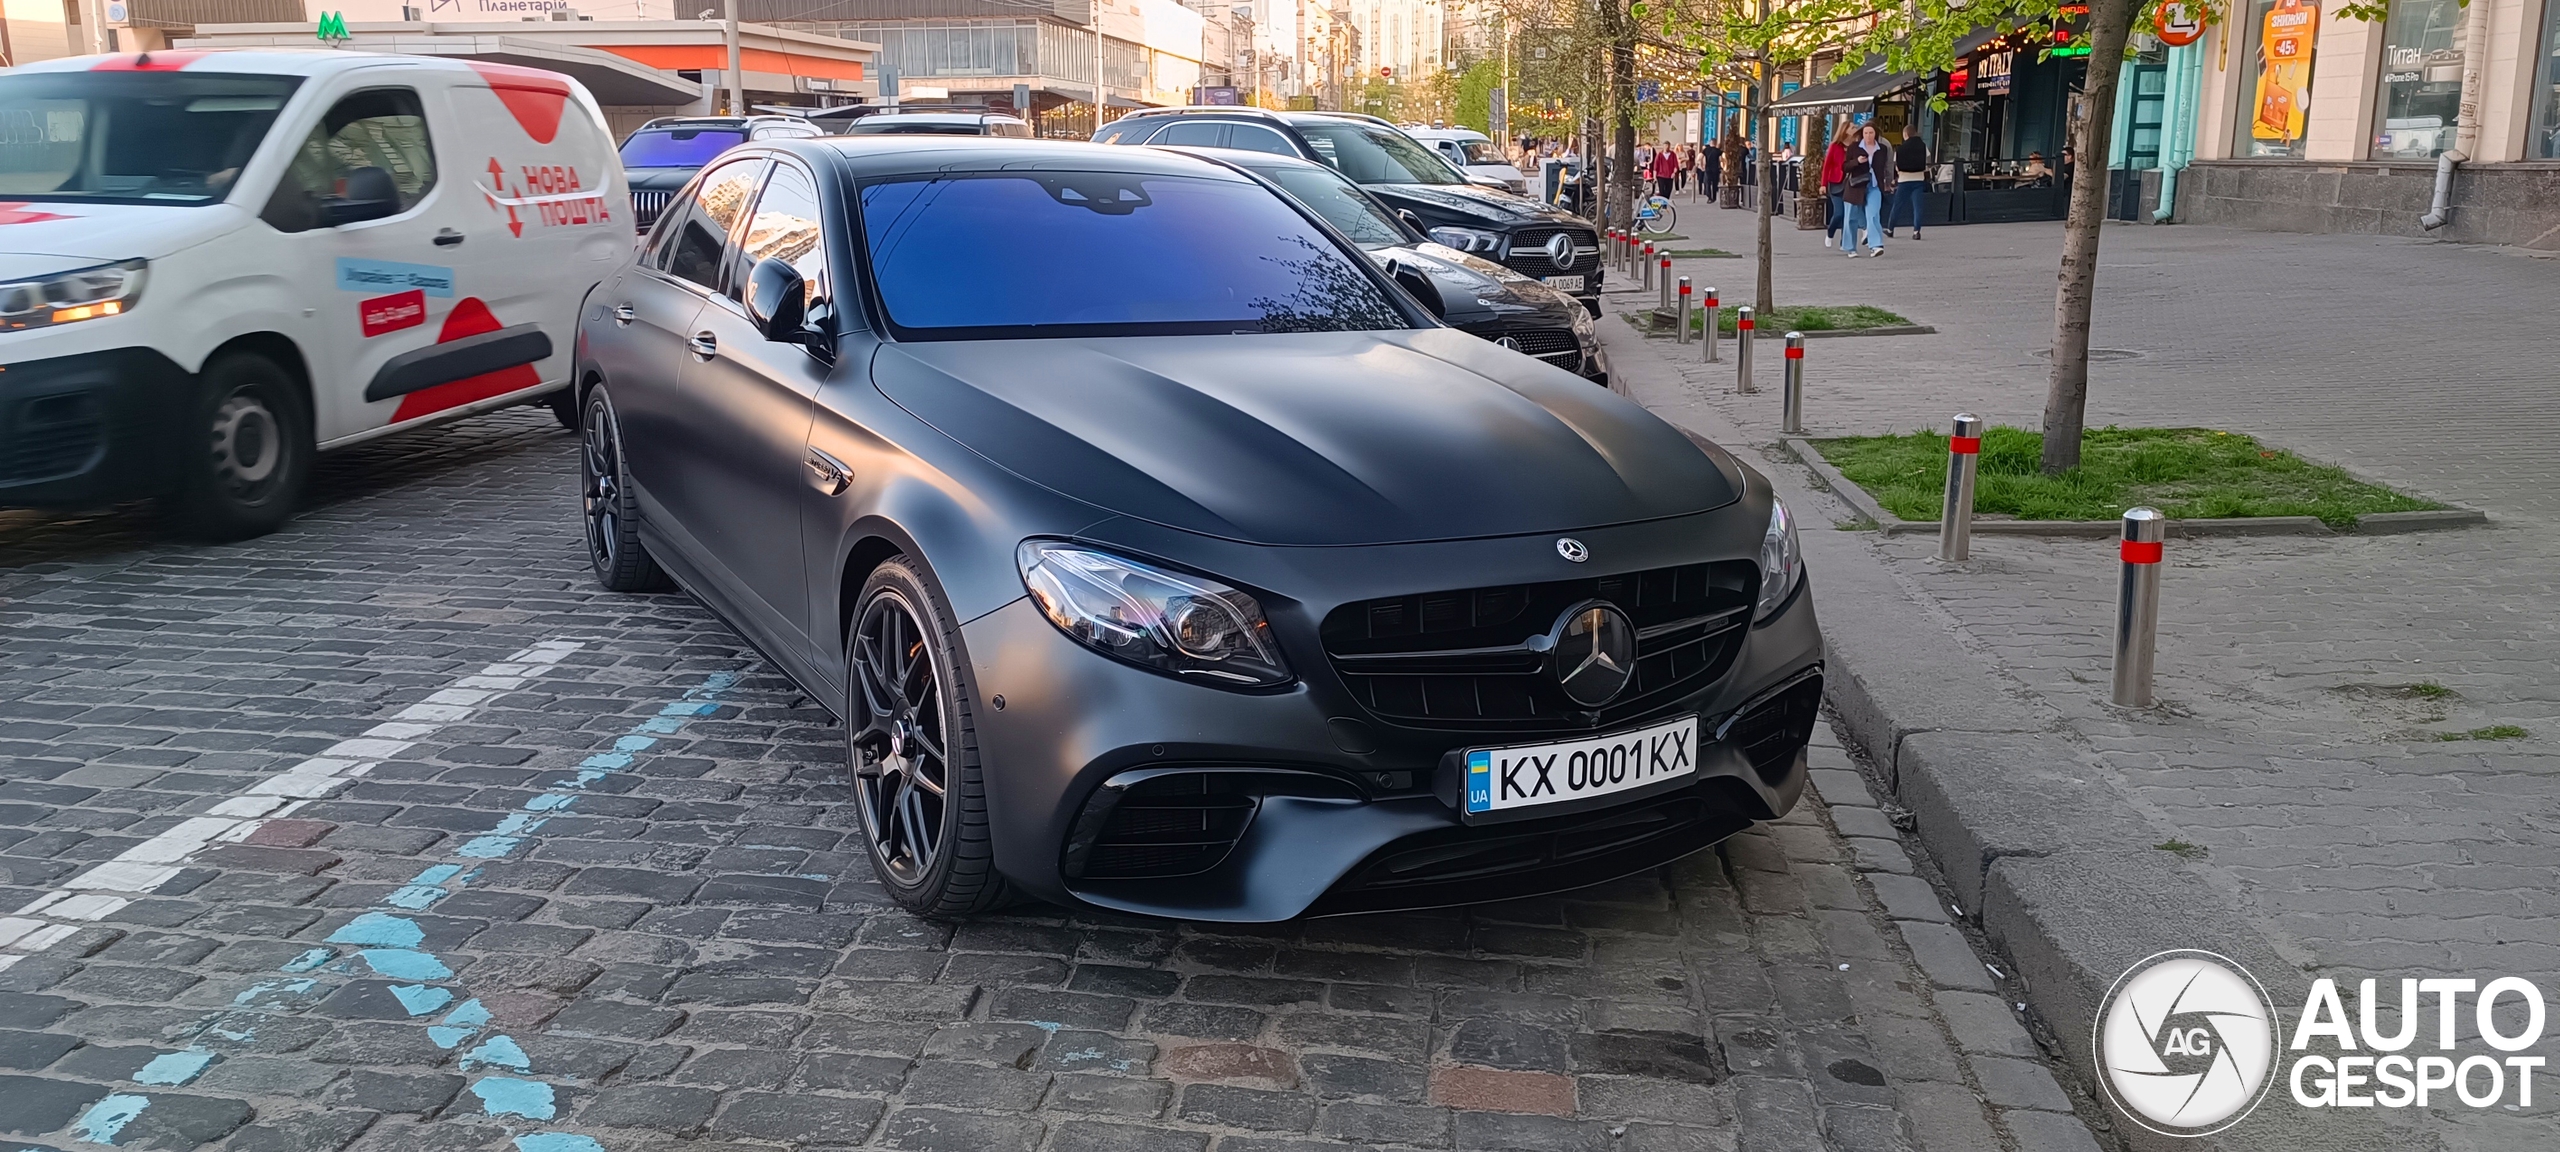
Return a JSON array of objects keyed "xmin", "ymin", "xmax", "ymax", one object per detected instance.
[{"xmin": 1556, "ymin": 537, "xmax": 1589, "ymax": 563}]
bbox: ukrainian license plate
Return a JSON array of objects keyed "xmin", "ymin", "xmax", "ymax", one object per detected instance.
[
  {"xmin": 1463, "ymin": 715, "xmax": 1698, "ymax": 819},
  {"xmin": 1543, "ymin": 275, "xmax": 1586, "ymax": 293}
]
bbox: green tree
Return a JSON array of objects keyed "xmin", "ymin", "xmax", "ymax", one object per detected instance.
[{"xmin": 1453, "ymin": 59, "xmax": 1501, "ymax": 134}]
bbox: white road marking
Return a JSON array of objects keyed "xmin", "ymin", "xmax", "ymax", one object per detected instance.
[{"xmin": 0, "ymin": 640, "xmax": 584, "ymax": 972}]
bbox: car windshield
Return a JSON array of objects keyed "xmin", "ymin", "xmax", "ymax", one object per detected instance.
[
  {"xmin": 0, "ymin": 71, "xmax": 301, "ymax": 205},
  {"xmin": 1454, "ymin": 140, "xmax": 1504, "ymax": 165},
  {"xmin": 618, "ymin": 127, "xmax": 747, "ymax": 168},
  {"xmin": 842, "ymin": 120, "xmax": 984, "ymax": 135},
  {"xmin": 1294, "ymin": 121, "xmax": 1465, "ymax": 185},
  {"xmin": 858, "ymin": 171, "xmax": 1409, "ymax": 338},
  {"xmin": 1241, "ymin": 162, "xmax": 1408, "ymax": 249}
]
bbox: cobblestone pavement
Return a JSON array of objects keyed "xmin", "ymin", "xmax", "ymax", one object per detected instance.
[
  {"xmin": 0, "ymin": 411, "xmax": 2107, "ymax": 1151},
  {"xmin": 1605, "ymin": 212, "xmax": 2560, "ymax": 1149}
]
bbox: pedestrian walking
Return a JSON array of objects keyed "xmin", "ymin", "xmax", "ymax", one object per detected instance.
[
  {"xmin": 1842, "ymin": 124, "xmax": 1885, "ymax": 257},
  {"xmin": 1651, "ymin": 143, "xmax": 1679, "ymax": 199},
  {"xmin": 1889, "ymin": 124, "xmax": 1930, "ymax": 240},
  {"xmin": 1821, "ymin": 131, "xmax": 1848, "ymax": 247}
]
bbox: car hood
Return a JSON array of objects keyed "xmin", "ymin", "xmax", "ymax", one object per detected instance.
[
  {"xmin": 1373, "ymin": 243, "xmax": 1579, "ymax": 329},
  {"xmin": 0, "ymin": 201, "xmax": 242, "ymax": 272},
  {"xmin": 872, "ymin": 328, "xmax": 1733, "ymax": 547},
  {"xmin": 1364, "ymin": 182, "xmax": 1583, "ymax": 227}
]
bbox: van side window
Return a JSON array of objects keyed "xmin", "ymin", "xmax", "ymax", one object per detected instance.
[
  {"xmin": 260, "ymin": 87, "xmax": 436, "ymax": 234},
  {"xmin": 665, "ymin": 157, "xmax": 765, "ymax": 293},
  {"xmin": 738, "ymin": 162, "xmax": 827, "ymax": 314},
  {"xmin": 1226, "ymin": 123, "xmax": 1297, "ymax": 156},
  {"xmin": 1090, "ymin": 119, "xmax": 1147, "ymax": 144}
]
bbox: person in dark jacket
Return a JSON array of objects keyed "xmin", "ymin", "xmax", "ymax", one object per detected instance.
[
  {"xmin": 1841, "ymin": 125, "xmax": 1885, "ymax": 257},
  {"xmin": 1889, "ymin": 124, "xmax": 1930, "ymax": 240}
]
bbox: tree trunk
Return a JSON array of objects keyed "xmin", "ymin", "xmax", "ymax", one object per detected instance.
[
  {"xmin": 1753, "ymin": 59, "xmax": 1775, "ymax": 314},
  {"xmin": 2040, "ymin": 0, "xmax": 2139, "ymax": 474},
  {"xmin": 1606, "ymin": 0, "xmax": 1637, "ymax": 232}
]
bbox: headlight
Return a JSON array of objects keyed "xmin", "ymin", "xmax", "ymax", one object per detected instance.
[
  {"xmin": 1754, "ymin": 498, "xmax": 1802, "ymax": 621},
  {"xmin": 1426, "ymin": 226, "xmax": 1503, "ymax": 254},
  {"xmin": 0, "ymin": 258, "xmax": 147, "ymax": 332},
  {"xmin": 1019, "ymin": 541, "xmax": 1292, "ymax": 687},
  {"xmin": 1568, "ymin": 302, "xmax": 1596, "ymax": 339}
]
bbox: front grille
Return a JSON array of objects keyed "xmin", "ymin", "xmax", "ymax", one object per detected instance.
[
  {"xmin": 1504, "ymin": 328, "xmax": 1581, "ymax": 373},
  {"xmin": 1721, "ymin": 674, "xmax": 1823, "ymax": 784},
  {"xmin": 1321, "ymin": 562, "xmax": 1758, "ymax": 731},
  {"xmin": 1069, "ymin": 773, "xmax": 1258, "ymax": 880},
  {"xmin": 629, "ymin": 189, "xmax": 674, "ymax": 233},
  {"xmin": 1502, "ymin": 224, "xmax": 1599, "ymax": 279},
  {"xmin": 0, "ymin": 391, "xmax": 106, "ymax": 484}
]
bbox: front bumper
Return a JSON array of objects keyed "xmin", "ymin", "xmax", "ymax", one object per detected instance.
[
  {"xmin": 0, "ymin": 345, "xmax": 194, "ymax": 509},
  {"xmin": 960, "ymin": 511, "xmax": 1822, "ymax": 922}
]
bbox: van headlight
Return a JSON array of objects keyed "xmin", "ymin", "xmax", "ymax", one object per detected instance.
[
  {"xmin": 1020, "ymin": 541, "xmax": 1292, "ymax": 687},
  {"xmin": 1754, "ymin": 498, "xmax": 1802, "ymax": 621},
  {"xmin": 0, "ymin": 258, "xmax": 147, "ymax": 331}
]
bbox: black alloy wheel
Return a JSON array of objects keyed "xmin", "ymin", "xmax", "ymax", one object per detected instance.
[
  {"xmin": 847, "ymin": 559, "xmax": 1007, "ymax": 915},
  {"xmin": 166, "ymin": 350, "xmax": 311, "ymax": 542},
  {"xmin": 580, "ymin": 387, "xmax": 669, "ymax": 592}
]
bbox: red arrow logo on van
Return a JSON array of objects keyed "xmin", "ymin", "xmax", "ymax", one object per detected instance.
[
  {"xmin": 0, "ymin": 203, "xmax": 73, "ymax": 226},
  {"xmin": 485, "ymin": 158, "xmax": 524, "ymax": 237}
]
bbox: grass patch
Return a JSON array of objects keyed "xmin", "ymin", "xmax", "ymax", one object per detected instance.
[
  {"xmin": 2155, "ymin": 840, "xmax": 2209, "ymax": 860},
  {"xmin": 1811, "ymin": 426, "xmax": 2443, "ymax": 528},
  {"xmin": 2407, "ymin": 682, "xmax": 2456, "ymax": 700},
  {"xmin": 1701, "ymin": 303, "xmax": 1910, "ymax": 335},
  {"xmin": 2435, "ymin": 725, "xmax": 2528, "ymax": 741},
  {"xmin": 1666, "ymin": 247, "xmax": 1740, "ymax": 258}
]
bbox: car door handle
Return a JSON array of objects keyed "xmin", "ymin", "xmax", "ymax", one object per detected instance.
[
  {"xmin": 687, "ymin": 332, "xmax": 717, "ymax": 360},
  {"xmin": 611, "ymin": 304, "xmax": 636, "ymax": 326},
  {"xmin": 805, "ymin": 447, "xmax": 853, "ymax": 496},
  {"xmin": 433, "ymin": 229, "xmax": 464, "ymax": 247}
]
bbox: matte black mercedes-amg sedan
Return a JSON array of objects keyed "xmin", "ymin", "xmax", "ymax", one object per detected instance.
[{"xmin": 575, "ymin": 138, "xmax": 1823, "ymax": 921}]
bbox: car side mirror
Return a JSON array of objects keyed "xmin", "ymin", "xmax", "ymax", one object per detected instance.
[
  {"xmin": 321, "ymin": 166, "xmax": 401, "ymax": 227},
  {"xmin": 1384, "ymin": 258, "xmax": 1445, "ymax": 320},
  {"xmin": 1395, "ymin": 208, "xmax": 1424, "ymax": 232},
  {"xmin": 745, "ymin": 256, "xmax": 814, "ymax": 343}
]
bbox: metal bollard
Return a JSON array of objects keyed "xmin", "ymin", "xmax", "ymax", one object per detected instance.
[
  {"xmin": 2111, "ymin": 507, "xmax": 2166, "ymax": 707},
  {"xmin": 1734, "ymin": 307, "xmax": 1756, "ymax": 392},
  {"xmin": 1701, "ymin": 287, "xmax": 1719, "ymax": 363},
  {"xmin": 1674, "ymin": 278, "xmax": 1692, "ymax": 345},
  {"xmin": 1781, "ymin": 332, "xmax": 1806, "ymax": 434},
  {"xmin": 1640, "ymin": 243, "xmax": 1655, "ymax": 291},
  {"xmin": 1613, "ymin": 230, "xmax": 1627, "ymax": 272},
  {"xmin": 1657, "ymin": 255, "xmax": 1673, "ymax": 313},
  {"xmin": 1938, "ymin": 413, "xmax": 1983, "ymax": 561}
]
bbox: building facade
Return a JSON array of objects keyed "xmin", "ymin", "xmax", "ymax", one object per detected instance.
[
  {"xmin": 2168, "ymin": 0, "xmax": 2560, "ymax": 246},
  {"xmin": 754, "ymin": 0, "xmax": 1203, "ymax": 132}
]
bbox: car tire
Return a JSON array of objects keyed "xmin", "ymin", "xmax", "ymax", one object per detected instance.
[
  {"xmin": 580, "ymin": 386, "xmax": 670, "ymax": 592},
  {"xmin": 164, "ymin": 350, "xmax": 311, "ymax": 542},
  {"xmin": 846, "ymin": 557, "xmax": 1011, "ymax": 917},
  {"xmin": 545, "ymin": 386, "xmax": 578, "ymax": 430}
]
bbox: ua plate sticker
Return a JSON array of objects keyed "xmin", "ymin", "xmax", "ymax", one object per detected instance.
[
  {"xmin": 359, "ymin": 289, "xmax": 427, "ymax": 338},
  {"xmin": 1466, "ymin": 715, "xmax": 1698, "ymax": 816}
]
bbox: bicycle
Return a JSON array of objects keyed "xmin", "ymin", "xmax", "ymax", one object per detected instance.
[{"xmin": 1635, "ymin": 194, "xmax": 1677, "ymax": 236}]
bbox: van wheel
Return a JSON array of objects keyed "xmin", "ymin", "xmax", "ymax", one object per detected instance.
[{"xmin": 165, "ymin": 351, "xmax": 311, "ymax": 542}]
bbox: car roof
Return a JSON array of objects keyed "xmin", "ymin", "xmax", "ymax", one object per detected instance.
[
  {"xmin": 793, "ymin": 136, "xmax": 1256, "ymax": 181},
  {"xmin": 3, "ymin": 48, "xmax": 545, "ymax": 80},
  {"xmin": 1405, "ymin": 127, "xmax": 1490, "ymax": 141},
  {"xmin": 851, "ymin": 112, "xmax": 1015, "ymax": 125}
]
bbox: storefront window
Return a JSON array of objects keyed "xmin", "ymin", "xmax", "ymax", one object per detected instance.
[
  {"xmin": 2371, "ymin": 0, "xmax": 2467, "ymax": 158},
  {"xmin": 2234, "ymin": 0, "xmax": 2319, "ymax": 158},
  {"xmin": 2533, "ymin": 1, "xmax": 2560, "ymax": 158}
]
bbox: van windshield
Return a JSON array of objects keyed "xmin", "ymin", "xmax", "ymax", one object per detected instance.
[
  {"xmin": 0, "ymin": 71, "xmax": 302, "ymax": 205},
  {"xmin": 618, "ymin": 127, "xmax": 747, "ymax": 168}
]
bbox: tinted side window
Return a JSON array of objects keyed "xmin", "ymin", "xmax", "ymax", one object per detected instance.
[
  {"xmin": 261, "ymin": 87, "xmax": 436, "ymax": 234},
  {"xmin": 739, "ymin": 162, "xmax": 827, "ymax": 313},
  {"xmin": 1090, "ymin": 119, "xmax": 1147, "ymax": 144},
  {"xmin": 666, "ymin": 157, "xmax": 765, "ymax": 292},
  {"xmin": 1226, "ymin": 123, "xmax": 1297, "ymax": 156},
  {"xmin": 1149, "ymin": 121, "xmax": 1227, "ymax": 147}
]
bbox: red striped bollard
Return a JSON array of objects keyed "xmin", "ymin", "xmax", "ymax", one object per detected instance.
[
  {"xmin": 1657, "ymin": 254, "xmax": 1673, "ymax": 312},
  {"xmin": 1781, "ymin": 332, "xmax": 1805, "ymax": 434},
  {"xmin": 1701, "ymin": 286, "xmax": 1719, "ymax": 362},
  {"xmin": 2112, "ymin": 507, "xmax": 2166, "ymax": 706},
  {"xmin": 1938, "ymin": 413, "xmax": 1983, "ymax": 561},
  {"xmin": 1734, "ymin": 306, "xmax": 1756, "ymax": 393},
  {"xmin": 1640, "ymin": 242, "xmax": 1656, "ymax": 291},
  {"xmin": 1674, "ymin": 277, "xmax": 1693, "ymax": 345}
]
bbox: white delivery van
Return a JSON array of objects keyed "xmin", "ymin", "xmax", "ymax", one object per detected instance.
[
  {"xmin": 0, "ymin": 49, "xmax": 628, "ymax": 539},
  {"xmin": 1403, "ymin": 127, "xmax": 1528, "ymax": 196}
]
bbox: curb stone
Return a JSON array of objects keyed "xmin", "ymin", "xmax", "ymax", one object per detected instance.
[{"xmin": 1780, "ymin": 439, "xmax": 2488, "ymax": 537}]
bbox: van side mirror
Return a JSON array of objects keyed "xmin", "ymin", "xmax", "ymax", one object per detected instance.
[
  {"xmin": 1384, "ymin": 258, "xmax": 1445, "ymax": 320},
  {"xmin": 745, "ymin": 256, "xmax": 812, "ymax": 342},
  {"xmin": 321, "ymin": 166, "xmax": 401, "ymax": 227}
]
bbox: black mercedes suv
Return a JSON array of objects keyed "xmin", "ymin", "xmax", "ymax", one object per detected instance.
[{"xmin": 1095, "ymin": 108, "xmax": 1605, "ymax": 314}]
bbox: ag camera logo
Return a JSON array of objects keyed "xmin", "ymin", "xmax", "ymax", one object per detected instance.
[{"xmin": 2094, "ymin": 950, "xmax": 2278, "ymax": 1137}]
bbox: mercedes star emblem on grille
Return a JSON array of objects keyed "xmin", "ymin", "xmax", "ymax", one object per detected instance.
[
  {"xmin": 1497, "ymin": 336, "xmax": 1522, "ymax": 350},
  {"xmin": 1545, "ymin": 232, "xmax": 1577, "ymax": 268},
  {"xmin": 1554, "ymin": 602, "xmax": 1635, "ymax": 707},
  {"xmin": 1556, "ymin": 537, "xmax": 1589, "ymax": 563}
]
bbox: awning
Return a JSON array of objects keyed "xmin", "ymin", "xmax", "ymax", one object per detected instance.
[{"xmin": 1771, "ymin": 56, "xmax": 1919, "ymax": 117}]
